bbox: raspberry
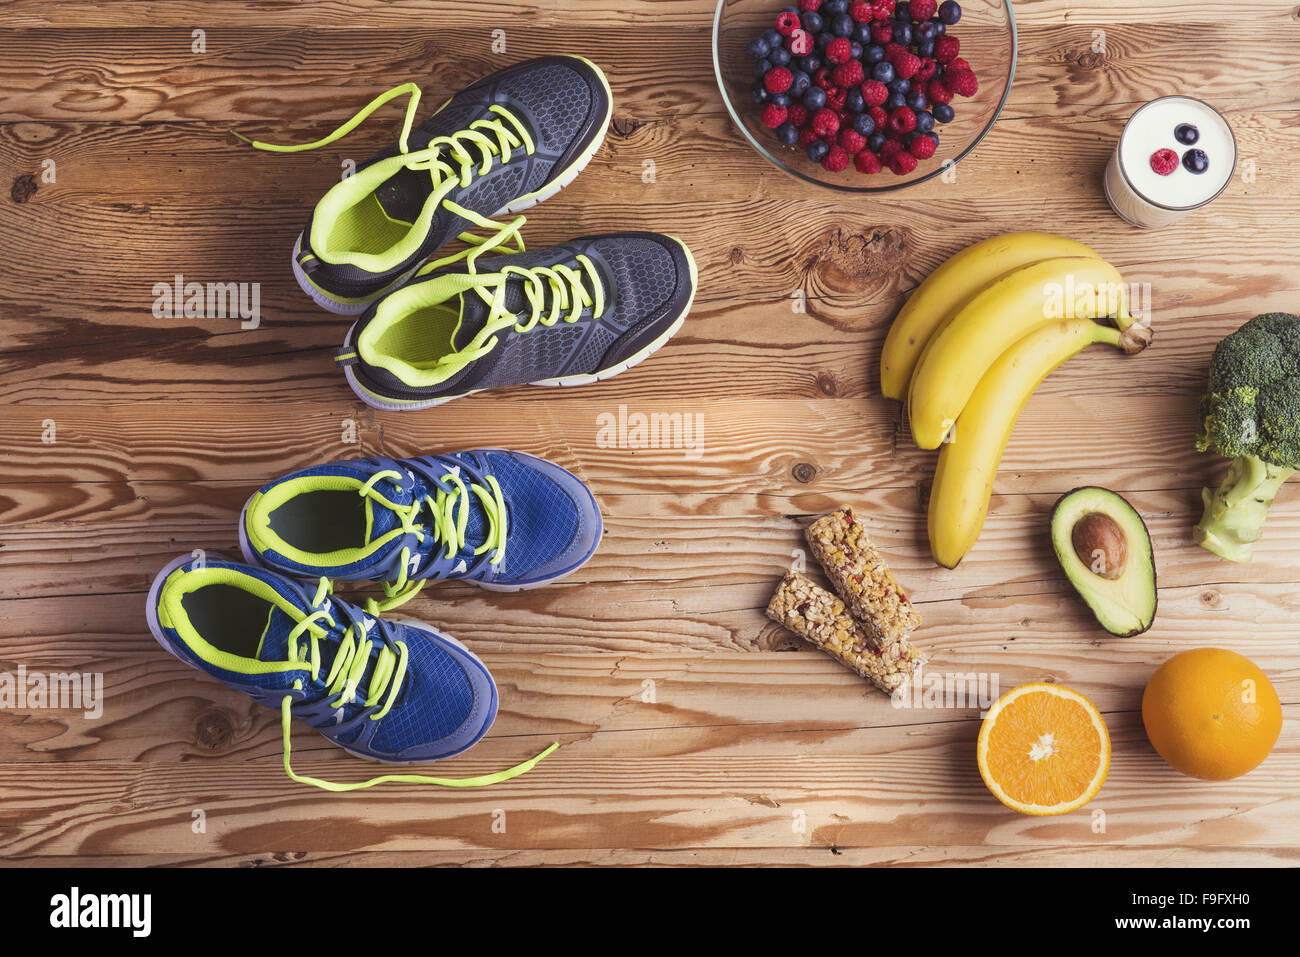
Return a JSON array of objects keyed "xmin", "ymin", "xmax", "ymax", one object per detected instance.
[
  {"xmin": 934, "ymin": 35, "xmax": 960, "ymax": 63},
  {"xmin": 910, "ymin": 0, "xmax": 938, "ymax": 20},
  {"xmin": 949, "ymin": 57, "xmax": 971, "ymax": 73},
  {"xmin": 892, "ymin": 52, "xmax": 921, "ymax": 79},
  {"xmin": 761, "ymin": 103, "xmax": 788, "ymax": 128},
  {"xmin": 870, "ymin": 21, "xmax": 893, "ymax": 43},
  {"xmin": 764, "ymin": 66, "xmax": 793, "ymax": 94},
  {"xmin": 854, "ymin": 149, "xmax": 883, "ymax": 174},
  {"xmin": 811, "ymin": 107, "xmax": 841, "ymax": 137},
  {"xmin": 872, "ymin": 0, "xmax": 896, "ymax": 17},
  {"xmin": 798, "ymin": 0, "xmax": 823, "ymax": 11},
  {"xmin": 879, "ymin": 138, "xmax": 904, "ymax": 163},
  {"xmin": 860, "ymin": 79, "xmax": 889, "ymax": 107},
  {"xmin": 822, "ymin": 145, "xmax": 851, "ymax": 172},
  {"xmin": 884, "ymin": 42, "xmax": 906, "ymax": 60},
  {"xmin": 927, "ymin": 78, "xmax": 954, "ymax": 105},
  {"xmin": 832, "ymin": 60, "xmax": 865, "ymax": 87},
  {"xmin": 945, "ymin": 68, "xmax": 979, "ymax": 97},
  {"xmin": 814, "ymin": 67, "xmax": 833, "ymax": 89},
  {"xmin": 868, "ymin": 105, "xmax": 889, "ymax": 129},
  {"xmin": 1149, "ymin": 148, "xmax": 1179, "ymax": 176},
  {"xmin": 910, "ymin": 134, "xmax": 937, "ymax": 159},
  {"xmin": 787, "ymin": 102, "xmax": 810, "ymax": 127},
  {"xmin": 775, "ymin": 11, "xmax": 801, "ymax": 36},
  {"xmin": 797, "ymin": 127, "xmax": 821, "ymax": 148},
  {"xmin": 825, "ymin": 37, "xmax": 852, "ymax": 64},
  {"xmin": 838, "ymin": 128, "xmax": 867, "ymax": 153},
  {"xmin": 788, "ymin": 29, "xmax": 814, "ymax": 56},
  {"xmin": 825, "ymin": 87, "xmax": 848, "ymax": 111},
  {"xmin": 890, "ymin": 152, "xmax": 919, "ymax": 175},
  {"xmin": 915, "ymin": 58, "xmax": 939, "ymax": 82},
  {"xmin": 888, "ymin": 105, "xmax": 917, "ymax": 135},
  {"xmin": 850, "ymin": 1, "xmax": 874, "ymax": 21}
]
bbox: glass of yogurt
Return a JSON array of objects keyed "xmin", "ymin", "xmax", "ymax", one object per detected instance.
[{"xmin": 1104, "ymin": 95, "xmax": 1237, "ymax": 229}]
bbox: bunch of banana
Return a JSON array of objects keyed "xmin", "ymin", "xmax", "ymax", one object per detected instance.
[{"xmin": 881, "ymin": 232, "xmax": 1152, "ymax": 568}]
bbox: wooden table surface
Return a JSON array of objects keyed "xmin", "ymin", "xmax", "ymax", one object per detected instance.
[{"xmin": 1, "ymin": 0, "xmax": 1297, "ymax": 867}]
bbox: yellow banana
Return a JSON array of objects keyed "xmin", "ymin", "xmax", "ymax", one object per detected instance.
[
  {"xmin": 928, "ymin": 319, "xmax": 1128, "ymax": 569},
  {"xmin": 907, "ymin": 256, "xmax": 1144, "ymax": 450},
  {"xmin": 880, "ymin": 232, "xmax": 1100, "ymax": 400}
]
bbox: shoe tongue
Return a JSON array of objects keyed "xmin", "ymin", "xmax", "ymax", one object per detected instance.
[{"xmin": 450, "ymin": 279, "xmax": 532, "ymax": 351}]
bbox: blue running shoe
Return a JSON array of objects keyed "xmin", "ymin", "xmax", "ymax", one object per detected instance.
[
  {"xmin": 239, "ymin": 450, "xmax": 602, "ymax": 609},
  {"xmin": 146, "ymin": 553, "xmax": 556, "ymax": 790}
]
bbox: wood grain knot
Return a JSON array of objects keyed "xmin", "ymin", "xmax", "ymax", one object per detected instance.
[
  {"xmin": 195, "ymin": 709, "xmax": 236, "ymax": 751},
  {"xmin": 1200, "ymin": 589, "xmax": 1222, "ymax": 609},
  {"xmin": 808, "ymin": 226, "xmax": 906, "ymax": 296},
  {"xmin": 815, "ymin": 373, "xmax": 838, "ymax": 396},
  {"xmin": 729, "ymin": 246, "xmax": 744, "ymax": 264},
  {"xmin": 11, "ymin": 174, "xmax": 36, "ymax": 204},
  {"xmin": 792, "ymin": 462, "xmax": 817, "ymax": 484},
  {"xmin": 611, "ymin": 116, "xmax": 645, "ymax": 138},
  {"xmin": 1076, "ymin": 51, "xmax": 1104, "ymax": 70}
]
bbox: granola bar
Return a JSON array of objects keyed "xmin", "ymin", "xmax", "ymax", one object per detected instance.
[
  {"xmin": 766, "ymin": 572, "xmax": 926, "ymax": 695},
  {"xmin": 805, "ymin": 506, "xmax": 920, "ymax": 651}
]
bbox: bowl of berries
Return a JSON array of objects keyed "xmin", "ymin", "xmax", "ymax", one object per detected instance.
[{"xmin": 713, "ymin": 0, "xmax": 1016, "ymax": 190}]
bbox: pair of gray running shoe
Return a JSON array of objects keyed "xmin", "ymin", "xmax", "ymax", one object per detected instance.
[{"xmin": 243, "ymin": 55, "xmax": 697, "ymax": 411}]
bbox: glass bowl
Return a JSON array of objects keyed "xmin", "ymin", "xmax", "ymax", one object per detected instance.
[{"xmin": 712, "ymin": 0, "xmax": 1017, "ymax": 192}]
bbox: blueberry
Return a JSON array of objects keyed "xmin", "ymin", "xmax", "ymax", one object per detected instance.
[
  {"xmin": 790, "ymin": 70, "xmax": 811, "ymax": 94},
  {"xmin": 863, "ymin": 44, "xmax": 886, "ymax": 64},
  {"xmin": 886, "ymin": 91, "xmax": 906, "ymax": 111},
  {"xmin": 748, "ymin": 37, "xmax": 771, "ymax": 59},
  {"xmin": 907, "ymin": 90, "xmax": 928, "ymax": 111},
  {"xmin": 931, "ymin": 19, "xmax": 945, "ymax": 34},
  {"xmin": 903, "ymin": 132, "xmax": 918, "ymax": 148},
  {"xmin": 769, "ymin": 46, "xmax": 791, "ymax": 67},
  {"xmin": 896, "ymin": 1, "xmax": 912, "ymax": 18},
  {"xmin": 888, "ymin": 76, "xmax": 911, "ymax": 94},
  {"xmin": 845, "ymin": 89, "xmax": 865, "ymax": 113},
  {"xmin": 892, "ymin": 21, "xmax": 914, "ymax": 45},
  {"xmin": 771, "ymin": 92, "xmax": 791, "ymax": 107},
  {"xmin": 753, "ymin": 58, "xmax": 773, "ymax": 79},
  {"xmin": 807, "ymin": 140, "xmax": 831, "ymax": 162},
  {"xmin": 916, "ymin": 109, "xmax": 935, "ymax": 132},
  {"xmin": 850, "ymin": 41, "xmax": 864, "ymax": 59},
  {"xmin": 868, "ymin": 132, "xmax": 887, "ymax": 152},
  {"xmin": 816, "ymin": 31, "xmax": 835, "ymax": 49},
  {"xmin": 916, "ymin": 20, "xmax": 938, "ymax": 41},
  {"xmin": 873, "ymin": 60, "xmax": 896, "ymax": 83},
  {"xmin": 751, "ymin": 82, "xmax": 770, "ymax": 104},
  {"xmin": 832, "ymin": 13, "xmax": 854, "ymax": 36},
  {"xmin": 1175, "ymin": 123, "xmax": 1200, "ymax": 145},
  {"xmin": 933, "ymin": 102, "xmax": 955, "ymax": 123},
  {"xmin": 781, "ymin": 4, "xmax": 799, "ymax": 12},
  {"xmin": 823, "ymin": 0, "xmax": 849, "ymax": 13},
  {"xmin": 802, "ymin": 10, "xmax": 824, "ymax": 32},
  {"xmin": 938, "ymin": 1, "xmax": 962, "ymax": 25},
  {"xmin": 1183, "ymin": 148, "xmax": 1210, "ymax": 174},
  {"xmin": 852, "ymin": 23, "xmax": 873, "ymax": 43},
  {"xmin": 853, "ymin": 114, "xmax": 876, "ymax": 137},
  {"xmin": 803, "ymin": 86, "xmax": 828, "ymax": 110},
  {"xmin": 798, "ymin": 55, "xmax": 822, "ymax": 72},
  {"xmin": 925, "ymin": 131, "xmax": 939, "ymax": 147},
  {"xmin": 916, "ymin": 38, "xmax": 935, "ymax": 57},
  {"xmin": 777, "ymin": 121, "xmax": 800, "ymax": 146}
]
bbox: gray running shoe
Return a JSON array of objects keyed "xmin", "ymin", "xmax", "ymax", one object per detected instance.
[{"xmin": 334, "ymin": 231, "xmax": 698, "ymax": 410}]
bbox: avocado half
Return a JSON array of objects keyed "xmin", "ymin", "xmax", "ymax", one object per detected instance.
[{"xmin": 1051, "ymin": 487, "xmax": 1158, "ymax": 637}]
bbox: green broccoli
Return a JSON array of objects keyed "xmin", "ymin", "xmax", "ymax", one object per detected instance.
[{"xmin": 1194, "ymin": 313, "xmax": 1300, "ymax": 562}]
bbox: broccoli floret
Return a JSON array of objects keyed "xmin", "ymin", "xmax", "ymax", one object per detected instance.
[{"xmin": 1194, "ymin": 313, "xmax": 1300, "ymax": 562}]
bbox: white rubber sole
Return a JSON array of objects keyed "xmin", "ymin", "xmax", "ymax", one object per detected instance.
[{"xmin": 296, "ymin": 102, "xmax": 612, "ymax": 316}]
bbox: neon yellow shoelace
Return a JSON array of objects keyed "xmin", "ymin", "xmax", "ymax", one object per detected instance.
[
  {"xmin": 232, "ymin": 82, "xmax": 535, "ymax": 266},
  {"xmin": 358, "ymin": 467, "xmax": 509, "ymax": 614},
  {"xmin": 278, "ymin": 578, "xmax": 557, "ymax": 791}
]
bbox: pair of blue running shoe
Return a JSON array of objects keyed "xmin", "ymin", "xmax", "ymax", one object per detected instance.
[{"xmin": 147, "ymin": 450, "xmax": 600, "ymax": 790}]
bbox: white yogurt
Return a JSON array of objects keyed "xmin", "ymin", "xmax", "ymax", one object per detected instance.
[{"xmin": 1104, "ymin": 96, "xmax": 1236, "ymax": 229}]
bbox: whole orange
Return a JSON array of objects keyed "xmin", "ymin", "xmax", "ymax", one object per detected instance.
[{"xmin": 1141, "ymin": 648, "xmax": 1281, "ymax": 781}]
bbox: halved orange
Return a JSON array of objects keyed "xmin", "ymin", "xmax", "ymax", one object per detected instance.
[{"xmin": 977, "ymin": 682, "xmax": 1111, "ymax": 816}]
